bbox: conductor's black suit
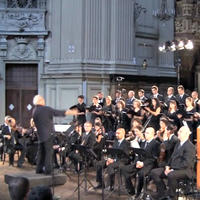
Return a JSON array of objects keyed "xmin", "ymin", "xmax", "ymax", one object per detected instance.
[{"xmin": 32, "ymin": 105, "xmax": 66, "ymax": 175}]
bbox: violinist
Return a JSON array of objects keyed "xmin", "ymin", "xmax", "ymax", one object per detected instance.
[
  {"xmin": 127, "ymin": 125, "xmax": 144, "ymax": 148},
  {"xmin": 93, "ymin": 122, "xmax": 106, "ymax": 161},
  {"xmin": 4, "ymin": 117, "xmax": 26, "ymax": 167},
  {"xmin": 23, "ymin": 118, "xmax": 38, "ymax": 165},
  {"xmin": 155, "ymin": 118, "xmax": 169, "ymax": 143},
  {"xmin": 158, "ymin": 124, "xmax": 179, "ymax": 167}
]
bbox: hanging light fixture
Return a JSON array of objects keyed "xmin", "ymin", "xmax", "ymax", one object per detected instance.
[{"xmin": 153, "ymin": 0, "xmax": 175, "ymax": 21}]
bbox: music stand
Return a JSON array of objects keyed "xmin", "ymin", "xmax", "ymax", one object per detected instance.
[
  {"xmin": 73, "ymin": 144, "xmax": 96, "ymax": 199},
  {"xmin": 103, "ymin": 148, "xmax": 130, "ymax": 199},
  {"xmin": 54, "ymin": 124, "xmax": 73, "ymax": 180},
  {"xmin": 129, "ymin": 147, "xmax": 152, "ymax": 199}
]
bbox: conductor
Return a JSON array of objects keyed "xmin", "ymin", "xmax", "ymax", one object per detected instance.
[{"xmin": 32, "ymin": 95, "xmax": 76, "ymax": 175}]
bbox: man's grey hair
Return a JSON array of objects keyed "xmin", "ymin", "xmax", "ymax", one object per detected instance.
[{"xmin": 33, "ymin": 95, "xmax": 41, "ymax": 105}]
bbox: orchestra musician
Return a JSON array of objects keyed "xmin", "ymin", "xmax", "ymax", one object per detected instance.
[
  {"xmin": 3, "ymin": 117, "xmax": 26, "ymax": 168},
  {"xmin": 155, "ymin": 118, "xmax": 169, "ymax": 143},
  {"xmin": 121, "ymin": 127, "xmax": 160, "ymax": 199},
  {"xmin": 95, "ymin": 128, "xmax": 130, "ymax": 190},
  {"xmin": 23, "ymin": 118, "xmax": 38, "ymax": 165},
  {"xmin": 0, "ymin": 116, "xmax": 11, "ymax": 160},
  {"xmin": 150, "ymin": 126, "xmax": 196, "ymax": 200},
  {"xmin": 68, "ymin": 121, "xmax": 96, "ymax": 172},
  {"xmin": 157, "ymin": 123, "xmax": 179, "ymax": 168}
]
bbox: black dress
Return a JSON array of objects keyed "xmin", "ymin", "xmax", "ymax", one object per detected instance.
[
  {"xmin": 165, "ymin": 110, "xmax": 181, "ymax": 131},
  {"xmin": 148, "ymin": 107, "xmax": 161, "ymax": 131},
  {"xmin": 102, "ymin": 104, "xmax": 115, "ymax": 132}
]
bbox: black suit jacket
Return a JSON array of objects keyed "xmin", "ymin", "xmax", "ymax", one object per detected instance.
[
  {"xmin": 139, "ymin": 139, "xmax": 160, "ymax": 167},
  {"xmin": 32, "ymin": 105, "xmax": 66, "ymax": 142},
  {"xmin": 163, "ymin": 134, "xmax": 179, "ymax": 163},
  {"xmin": 112, "ymin": 139, "xmax": 130, "ymax": 164},
  {"xmin": 1, "ymin": 125, "xmax": 10, "ymax": 136},
  {"xmin": 81, "ymin": 131, "xmax": 96, "ymax": 149},
  {"xmin": 150, "ymin": 94, "xmax": 164, "ymax": 102},
  {"xmin": 168, "ymin": 140, "xmax": 195, "ymax": 178},
  {"xmin": 164, "ymin": 95, "xmax": 177, "ymax": 108},
  {"xmin": 176, "ymin": 94, "xmax": 189, "ymax": 107}
]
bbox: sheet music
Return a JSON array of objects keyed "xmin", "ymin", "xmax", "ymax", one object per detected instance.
[
  {"xmin": 130, "ymin": 139, "xmax": 140, "ymax": 148},
  {"xmin": 54, "ymin": 124, "xmax": 71, "ymax": 132}
]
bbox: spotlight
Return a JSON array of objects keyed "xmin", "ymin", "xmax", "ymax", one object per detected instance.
[
  {"xmin": 185, "ymin": 40, "xmax": 193, "ymax": 50},
  {"xmin": 177, "ymin": 40, "xmax": 184, "ymax": 50},
  {"xmin": 170, "ymin": 41, "xmax": 176, "ymax": 51}
]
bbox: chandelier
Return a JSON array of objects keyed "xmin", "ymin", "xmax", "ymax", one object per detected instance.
[{"xmin": 153, "ymin": 0, "xmax": 175, "ymax": 21}]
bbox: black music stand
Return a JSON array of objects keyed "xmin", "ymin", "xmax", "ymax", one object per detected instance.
[
  {"xmin": 73, "ymin": 144, "xmax": 96, "ymax": 200},
  {"xmin": 129, "ymin": 147, "xmax": 152, "ymax": 199},
  {"xmin": 102, "ymin": 148, "xmax": 129, "ymax": 200}
]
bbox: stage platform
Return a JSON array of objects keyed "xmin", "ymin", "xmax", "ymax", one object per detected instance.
[
  {"xmin": 4, "ymin": 170, "xmax": 67, "ymax": 188},
  {"xmin": 0, "ymin": 161, "xmax": 130, "ymax": 200}
]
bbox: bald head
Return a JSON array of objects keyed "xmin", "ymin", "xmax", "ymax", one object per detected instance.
[
  {"xmin": 116, "ymin": 128, "xmax": 126, "ymax": 140},
  {"xmin": 178, "ymin": 126, "xmax": 190, "ymax": 142},
  {"xmin": 33, "ymin": 95, "xmax": 45, "ymax": 106},
  {"xmin": 144, "ymin": 127, "xmax": 155, "ymax": 141}
]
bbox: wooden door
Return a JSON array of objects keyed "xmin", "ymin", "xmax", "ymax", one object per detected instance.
[{"xmin": 6, "ymin": 64, "xmax": 38, "ymax": 128}]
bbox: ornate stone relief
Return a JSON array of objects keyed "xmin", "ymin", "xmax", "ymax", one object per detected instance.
[
  {"xmin": 0, "ymin": 11, "xmax": 45, "ymax": 32},
  {"xmin": 8, "ymin": 37, "xmax": 36, "ymax": 60},
  {"xmin": 175, "ymin": 2, "xmax": 200, "ymax": 35}
]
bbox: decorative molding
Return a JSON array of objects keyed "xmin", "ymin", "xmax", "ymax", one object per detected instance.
[
  {"xmin": 8, "ymin": 37, "xmax": 36, "ymax": 60},
  {"xmin": 37, "ymin": 36, "xmax": 45, "ymax": 57},
  {"xmin": 0, "ymin": 35, "xmax": 7, "ymax": 57},
  {"xmin": 0, "ymin": 9, "xmax": 46, "ymax": 33}
]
